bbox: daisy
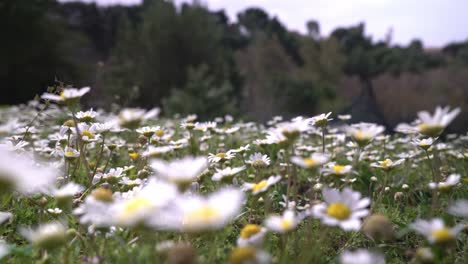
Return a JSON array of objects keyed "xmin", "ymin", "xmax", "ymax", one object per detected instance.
[
  {"xmin": 291, "ymin": 153, "xmax": 329, "ymax": 169},
  {"xmin": 73, "ymin": 188, "xmax": 115, "ymax": 228},
  {"xmin": 338, "ymin": 114, "xmax": 352, "ymax": 121},
  {"xmin": 412, "ymin": 137, "xmax": 437, "ymax": 150},
  {"xmin": 345, "ymin": 122, "xmax": 385, "ymax": 147},
  {"xmin": 20, "ymin": 222, "xmax": 67, "ymax": 250},
  {"xmin": 410, "ymin": 218, "xmax": 464, "ymax": 245},
  {"xmin": 312, "ymin": 112, "xmax": 333, "ymax": 127},
  {"xmin": 75, "ymin": 109, "xmax": 98, "ymax": 123},
  {"xmin": 0, "ymin": 149, "xmax": 58, "ymax": 195},
  {"xmin": 370, "ymin": 159, "xmax": 404, "ymax": 171},
  {"xmin": 246, "ymin": 153, "xmax": 271, "ymax": 168},
  {"xmin": 275, "ymin": 118, "xmax": 311, "ymax": 139},
  {"xmin": 416, "ymin": 106, "xmax": 461, "ymax": 137},
  {"xmin": 63, "ymin": 146, "xmax": 80, "ymax": 160},
  {"xmin": 448, "ymin": 199, "xmax": 468, "ymax": 218},
  {"xmin": 0, "ymin": 212, "xmax": 12, "ymax": 225},
  {"xmin": 150, "ymin": 157, "xmax": 208, "ymax": 188},
  {"xmin": 0, "ymin": 241, "xmax": 9, "ymax": 259},
  {"xmin": 229, "ymin": 144, "xmax": 250, "ymax": 154},
  {"xmin": 340, "ymin": 249, "xmax": 385, "ymax": 264},
  {"xmin": 47, "ymin": 208, "xmax": 63, "ymax": 215},
  {"xmin": 136, "ymin": 126, "xmax": 161, "ymax": 138},
  {"xmin": 93, "ymin": 167, "xmax": 125, "ymax": 185},
  {"xmin": 265, "ymin": 210, "xmax": 299, "ymax": 233},
  {"xmin": 52, "ymin": 182, "xmax": 84, "ymax": 203},
  {"xmin": 118, "ymin": 108, "xmax": 160, "ymax": 128},
  {"xmin": 208, "ymin": 151, "xmax": 236, "ymax": 163},
  {"xmin": 41, "ymin": 87, "xmax": 90, "ymax": 104},
  {"xmin": 143, "ymin": 146, "xmax": 174, "ymax": 158},
  {"xmin": 237, "ymin": 224, "xmax": 267, "ymax": 247},
  {"xmin": 243, "ymin": 175, "xmax": 281, "ymax": 195},
  {"xmin": 73, "ymin": 123, "xmax": 99, "ymax": 143},
  {"xmin": 194, "ymin": 122, "xmax": 217, "ymax": 132},
  {"xmin": 112, "ymin": 179, "xmax": 178, "ymax": 228},
  {"xmin": 322, "ymin": 162, "xmax": 354, "ymax": 177},
  {"xmin": 312, "ymin": 188, "xmax": 370, "ymax": 231},
  {"xmin": 164, "ymin": 187, "xmax": 244, "ymax": 232},
  {"xmin": 212, "ymin": 166, "xmax": 246, "ymax": 182},
  {"xmin": 229, "ymin": 246, "xmax": 271, "ymax": 264},
  {"xmin": 428, "ymin": 174, "xmax": 460, "ymax": 192}
]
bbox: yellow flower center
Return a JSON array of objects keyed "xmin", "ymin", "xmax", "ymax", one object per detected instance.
[
  {"xmin": 381, "ymin": 159, "xmax": 392, "ymax": 168},
  {"xmin": 185, "ymin": 206, "xmax": 220, "ymax": 224},
  {"xmin": 240, "ymin": 224, "xmax": 262, "ymax": 239},
  {"xmin": 280, "ymin": 219, "xmax": 294, "ymax": 230},
  {"xmin": 326, "ymin": 203, "xmax": 351, "ymax": 220},
  {"xmin": 92, "ymin": 188, "xmax": 113, "ymax": 203},
  {"xmin": 418, "ymin": 123, "xmax": 444, "ymax": 137},
  {"xmin": 431, "ymin": 228, "xmax": 453, "ymax": 243},
  {"xmin": 252, "ymin": 180, "xmax": 268, "ymax": 193},
  {"xmin": 216, "ymin": 153, "xmax": 227, "ymax": 159},
  {"xmin": 333, "ymin": 165, "xmax": 346, "ymax": 174},
  {"xmin": 81, "ymin": 130, "xmax": 95, "ymax": 139},
  {"xmin": 229, "ymin": 247, "xmax": 256, "ymax": 264},
  {"xmin": 121, "ymin": 197, "xmax": 152, "ymax": 218},
  {"xmin": 355, "ymin": 130, "xmax": 368, "ymax": 140},
  {"xmin": 303, "ymin": 158, "xmax": 318, "ymax": 167},
  {"xmin": 60, "ymin": 91, "xmax": 66, "ymax": 98},
  {"xmin": 129, "ymin": 152, "xmax": 139, "ymax": 160},
  {"xmin": 156, "ymin": 129, "xmax": 164, "ymax": 137},
  {"xmin": 65, "ymin": 151, "xmax": 75, "ymax": 157}
]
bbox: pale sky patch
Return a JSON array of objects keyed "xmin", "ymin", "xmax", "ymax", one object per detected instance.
[{"xmin": 62, "ymin": 0, "xmax": 468, "ymax": 47}]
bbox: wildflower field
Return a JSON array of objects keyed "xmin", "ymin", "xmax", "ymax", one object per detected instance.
[{"xmin": 0, "ymin": 86, "xmax": 466, "ymax": 264}]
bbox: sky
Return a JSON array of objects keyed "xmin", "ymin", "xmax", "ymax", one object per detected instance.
[{"xmin": 64, "ymin": 0, "xmax": 468, "ymax": 47}]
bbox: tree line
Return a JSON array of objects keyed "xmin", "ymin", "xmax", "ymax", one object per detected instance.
[{"xmin": 1, "ymin": 0, "xmax": 467, "ymax": 129}]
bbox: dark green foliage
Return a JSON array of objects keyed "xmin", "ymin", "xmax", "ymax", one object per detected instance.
[{"xmin": 163, "ymin": 64, "xmax": 238, "ymax": 119}]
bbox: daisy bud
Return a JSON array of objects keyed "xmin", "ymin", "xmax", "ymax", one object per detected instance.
[
  {"xmin": 384, "ymin": 187, "xmax": 390, "ymax": 192},
  {"xmin": 313, "ymin": 183, "xmax": 323, "ymax": 191},
  {"xmin": 362, "ymin": 214, "xmax": 395, "ymax": 241},
  {"xmin": 402, "ymin": 184, "xmax": 409, "ymax": 190},
  {"xmin": 138, "ymin": 135, "xmax": 148, "ymax": 145},
  {"xmin": 370, "ymin": 176, "xmax": 378, "ymax": 182},
  {"xmin": 37, "ymin": 197, "xmax": 49, "ymax": 207},
  {"xmin": 412, "ymin": 247, "xmax": 434, "ymax": 264},
  {"xmin": 394, "ymin": 192, "xmax": 404, "ymax": 201},
  {"xmin": 63, "ymin": 120, "xmax": 75, "ymax": 128}
]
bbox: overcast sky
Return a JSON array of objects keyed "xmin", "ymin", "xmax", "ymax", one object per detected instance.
[{"xmin": 64, "ymin": 0, "xmax": 468, "ymax": 47}]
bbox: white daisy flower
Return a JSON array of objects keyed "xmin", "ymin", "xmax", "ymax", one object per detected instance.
[
  {"xmin": 212, "ymin": 166, "xmax": 246, "ymax": 182},
  {"xmin": 291, "ymin": 153, "xmax": 329, "ymax": 169},
  {"xmin": 243, "ymin": 175, "xmax": 281, "ymax": 195},
  {"xmin": 47, "ymin": 208, "xmax": 63, "ymax": 215},
  {"xmin": 312, "ymin": 112, "xmax": 333, "ymax": 127},
  {"xmin": 118, "ymin": 108, "xmax": 160, "ymax": 128},
  {"xmin": 312, "ymin": 188, "xmax": 370, "ymax": 231},
  {"xmin": 0, "ymin": 212, "xmax": 12, "ymax": 225},
  {"xmin": 150, "ymin": 157, "xmax": 208, "ymax": 188},
  {"xmin": 112, "ymin": 179, "xmax": 178, "ymax": 227},
  {"xmin": 75, "ymin": 109, "xmax": 98, "ymax": 123},
  {"xmin": 237, "ymin": 224, "xmax": 267, "ymax": 247},
  {"xmin": 338, "ymin": 114, "xmax": 352, "ymax": 121},
  {"xmin": 208, "ymin": 151, "xmax": 236, "ymax": 163},
  {"xmin": 164, "ymin": 187, "xmax": 244, "ymax": 232},
  {"xmin": 428, "ymin": 174, "xmax": 460, "ymax": 191},
  {"xmin": 448, "ymin": 199, "xmax": 468, "ymax": 218},
  {"xmin": 340, "ymin": 249, "xmax": 385, "ymax": 264},
  {"xmin": 143, "ymin": 146, "xmax": 174, "ymax": 158},
  {"xmin": 370, "ymin": 159, "xmax": 404, "ymax": 171},
  {"xmin": 416, "ymin": 106, "xmax": 461, "ymax": 137},
  {"xmin": 62, "ymin": 146, "xmax": 80, "ymax": 160},
  {"xmin": 412, "ymin": 137, "xmax": 437, "ymax": 150},
  {"xmin": 0, "ymin": 149, "xmax": 58, "ymax": 195},
  {"xmin": 410, "ymin": 218, "xmax": 464, "ymax": 244},
  {"xmin": 194, "ymin": 122, "xmax": 217, "ymax": 132},
  {"xmin": 93, "ymin": 167, "xmax": 125, "ymax": 184},
  {"xmin": 246, "ymin": 153, "xmax": 271, "ymax": 168},
  {"xmin": 322, "ymin": 162, "xmax": 354, "ymax": 177},
  {"xmin": 229, "ymin": 246, "xmax": 271, "ymax": 264},
  {"xmin": 0, "ymin": 240, "xmax": 9, "ymax": 259},
  {"xmin": 345, "ymin": 122, "xmax": 385, "ymax": 147},
  {"xmin": 73, "ymin": 188, "xmax": 114, "ymax": 227},
  {"xmin": 41, "ymin": 87, "xmax": 90, "ymax": 104},
  {"xmin": 265, "ymin": 209, "xmax": 299, "ymax": 233},
  {"xmin": 20, "ymin": 221, "xmax": 67, "ymax": 250},
  {"xmin": 52, "ymin": 182, "xmax": 84, "ymax": 201}
]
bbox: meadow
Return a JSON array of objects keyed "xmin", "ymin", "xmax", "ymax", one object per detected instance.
[{"xmin": 0, "ymin": 86, "xmax": 466, "ymax": 263}]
